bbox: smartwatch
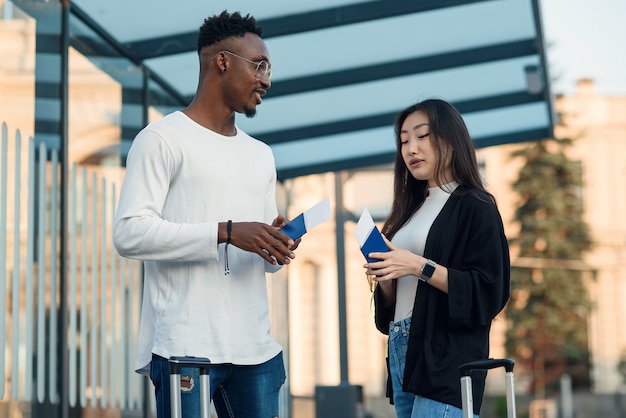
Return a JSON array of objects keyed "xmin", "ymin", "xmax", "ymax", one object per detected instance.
[{"xmin": 419, "ymin": 259, "xmax": 436, "ymax": 282}]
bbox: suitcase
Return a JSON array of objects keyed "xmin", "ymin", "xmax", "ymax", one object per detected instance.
[
  {"xmin": 169, "ymin": 356, "xmax": 212, "ymax": 418},
  {"xmin": 458, "ymin": 358, "xmax": 516, "ymax": 418}
]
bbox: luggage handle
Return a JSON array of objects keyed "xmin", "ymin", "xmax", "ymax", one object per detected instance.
[
  {"xmin": 169, "ymin": 356, "xmax": 212, "ymax": 373},
  {"xmin": 169, "ymin": 356, "xmax": 212, "ymax": 418},
  {"xmin": 458, "ymin": 358, "xmax": 514, "ymax": 376},
  {"xmin": 459, "ymin": 358, "xmax": 516, "ymax": 418}
]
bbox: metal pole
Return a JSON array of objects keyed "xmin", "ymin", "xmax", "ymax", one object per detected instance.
[
  {"xmin": 505, "ymin": 371, "xmax": 517, "ymax": 418},
  {"xmin": 58, "ymin": 0, "xmax": 70, "ymax": 417},
  {"xmin": 169, "ymin": 364, "xmax": 182, "ymax": 418},
  {"xmin": 141, "ymin": 65, "xmax": 151, "ymax": 418},
  {"xmin": 531, "ymin": 0, "xmax": 556, "ymax": 133},
  {"xmin": 560, "ymin": 374, "xmax": 573, "ymax": 418},
  {"xmin": 334, "ymin": 172, "xmax": 349, "ymax": 383},
  {"xmin": 460, "ymin": 376, "xmax": 473, "ymax": 418}
]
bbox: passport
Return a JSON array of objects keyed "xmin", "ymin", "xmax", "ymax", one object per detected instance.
[
  {"xmin": 354, "ymin": 207, "xmax": 389, "ymax": 262},
  {"xmin": 281, "ymin": 197, "xmax": 331, "ymax": 240}
]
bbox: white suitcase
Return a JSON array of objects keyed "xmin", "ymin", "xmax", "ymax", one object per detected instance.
[
  {"xmin": 459, "ymin": 358, "xmax": 516, "ymax": 418},
  {"xmin": 169, "ymin": 356, "xmax": 212, "ymax": 418}
]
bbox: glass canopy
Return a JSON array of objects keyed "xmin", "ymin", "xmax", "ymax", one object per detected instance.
[{"xmin": 23, "ymin": 0, "xmax": 555, "ymax": 179}]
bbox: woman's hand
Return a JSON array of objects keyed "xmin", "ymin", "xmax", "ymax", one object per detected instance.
[
  {"xmin": 363, "ymin": 236, "xmax": 449, "ymax": 293},
  {"xmin": 363, "ymin": 235, "xmax": 423, "ymax": 282}
]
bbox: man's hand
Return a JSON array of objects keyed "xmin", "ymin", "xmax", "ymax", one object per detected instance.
[
  {"xmin": 272, "ymin": 215, "xmax": 301, "ymax": 251},
  {"xmin": 229, "ymin": 219, "xmax": 296, "ymax": 265}
]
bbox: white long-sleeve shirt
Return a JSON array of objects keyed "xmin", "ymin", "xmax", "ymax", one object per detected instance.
[{"xmin": 113, "ymin": 111, "xmax": 282, "ymax": 374}]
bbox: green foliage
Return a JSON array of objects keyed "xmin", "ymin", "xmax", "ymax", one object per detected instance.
[
  {"xmin": 493, "ymin": 395, "xmax": 508, "ymax": 417},
  {"xmin": 505, "ymin": 138, "xmax": 593, "ymax": 397},
  {"xmin": 617, "ymin": 350, "xmax": 626, "ymax": 385}
]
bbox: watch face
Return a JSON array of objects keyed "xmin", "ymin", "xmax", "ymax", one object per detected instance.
[{"xmin": 421, "ymin": 261, "xmax": 436, "ymax": 279}]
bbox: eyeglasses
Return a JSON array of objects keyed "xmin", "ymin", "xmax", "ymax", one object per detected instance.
[{"xmin": 219, "ymin": 50, "xmax": 272, "ymax": 80}]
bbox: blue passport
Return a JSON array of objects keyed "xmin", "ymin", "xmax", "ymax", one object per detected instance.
[
  {"xmin": 360, "ymin": 225, "xmax": 389, "ymax": 262},
  {"xmin": 280, "ymin": 197, "xmax": 331, "ymax": 240},
  {"xmin": 280, "ymin": 213, "xmax": 306, "ymax": 240}
]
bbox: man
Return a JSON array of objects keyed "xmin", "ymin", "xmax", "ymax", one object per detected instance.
[{"xmin": 113, "ymin": 10, "xmax": 297, "ymax": 418}]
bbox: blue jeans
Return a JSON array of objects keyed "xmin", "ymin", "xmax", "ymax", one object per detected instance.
[
  {"xmin": 388, "ymin": 317, "xmax": 414, "ymax": 418},
  {"xmin": 411, "ymin": 395, "xmax": 477, "ymax": 418},
  {"xmin": 150, "ymin": 352, "xmax": 286, "ymax": 418},
  {"xmin": 388, "ymin": 318, "xmax": 477, "ymax": 418}
]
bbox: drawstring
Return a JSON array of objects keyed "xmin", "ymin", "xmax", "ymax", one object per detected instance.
[{"xmin": 224, "ymin": 220, "xmax": 232, "ymax": 275}]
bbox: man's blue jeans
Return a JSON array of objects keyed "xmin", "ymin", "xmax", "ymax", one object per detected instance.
[
  {"xmin": 388, "ymin": 318, "xmax": 477, "ymax": 418},
  {"xmin": 150, "ymin": 352, "xmax": 286, "ymax": 418}
]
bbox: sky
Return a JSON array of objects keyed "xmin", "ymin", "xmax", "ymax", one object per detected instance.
[{"xmin": 540, "ymin": 0, "xmax": 626, "ymax": 96}]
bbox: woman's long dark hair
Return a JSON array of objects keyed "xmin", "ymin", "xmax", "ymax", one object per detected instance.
[{"xmin": 382, "ymin": 99, "xmax": 494, "ymax": 239}]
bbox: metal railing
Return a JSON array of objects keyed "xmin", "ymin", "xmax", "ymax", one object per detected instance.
[{"xmin": 0, "ymin": 122, "xmax": 146, "ymax": 415}]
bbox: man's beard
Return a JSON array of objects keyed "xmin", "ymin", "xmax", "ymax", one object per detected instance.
[{"xmin": 244, "ymin": 106, "xmax": 257, "ymax": 118}]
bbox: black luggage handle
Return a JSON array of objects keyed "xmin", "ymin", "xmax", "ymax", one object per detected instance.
[
  {"xmin": 169, "ymin": 356, "xmax": 212, "ymax": 375},
  {"xmin": 458, "ymin": 358, "xmax": 514, "ymax": 376},
  {"xmin": 459, "ymin": 358, "xmax": 517, "ymax": 418}
]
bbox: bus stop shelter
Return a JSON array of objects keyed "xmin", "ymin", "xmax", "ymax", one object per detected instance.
[{"xmin": 3, "ymin": 0, "xmax": 554, "ymax": 416}]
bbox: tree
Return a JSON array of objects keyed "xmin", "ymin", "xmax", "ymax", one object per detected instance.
[{"xmin": 505, "ymin": 137, "xmax": 593, "ymax": 399}]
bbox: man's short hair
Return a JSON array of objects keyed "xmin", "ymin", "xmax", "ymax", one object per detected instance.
[{"xmin": 197, "ymin": 10, "xmax": 262, "ymax": 53}]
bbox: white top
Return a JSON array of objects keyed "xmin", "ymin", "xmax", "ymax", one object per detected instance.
[
  {"xmin": 113, "ymin": 111, "xmax": 283, "ymax": 374},
  {"xmin": 392, "ymin": 183, "xmax": 458, "ymax": 323}
]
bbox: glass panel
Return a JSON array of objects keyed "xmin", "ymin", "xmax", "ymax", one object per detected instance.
[
  {"xmin": 66, "ymin": 13, "xmax": 148, "ymax": 413},
  {"xmin": 0, "ymin": 0, "xmax": 36, "ymax": 135},
  {"xmin": 2, "ymin": 1, "xmax": 153, "ymax": 413},
  {"xmin": 267, "ymin": 0, "xmax": 536, "ymax": 79},
  {"xmin": 68, "ymin": 46, "xmax": 122, "ymax": 168},
  {"xmin": 0, "ymin": 1, "xmax": 37, "ymax": 411},
  {"xmin": 148, "ymin": 78, "xmax": 180, "ymax": 122},
  {"xmin": 144, "ymin": 51, "xmax": 198, "ymax": 99},
  {"xmin": 237, "ymin": 56, "xmax": 543, "ymax": 135},
  {"xmin": 72, "ymin": 0, "xmax": 378, "ymax": 42},
  {"xmin": 68, "ymin": 13, "xmax": 140, "ymax": 168},
  {"xmin": 142, "ymin": 0, "xmax": 537, "ymax": 97}
]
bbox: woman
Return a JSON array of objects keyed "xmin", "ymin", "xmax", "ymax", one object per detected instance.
[{"xmin": 364, "ymin": 99, "xmax": 510, "ymax": 418}]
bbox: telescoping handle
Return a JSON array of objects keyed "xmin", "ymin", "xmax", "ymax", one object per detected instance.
[
  {"xmin": 459, "ymin": 358, "xmax": 516, "ymax": 418},
  {"xmin": 169, "ymin": 356, "xmax": 212, "ymax": 418}
]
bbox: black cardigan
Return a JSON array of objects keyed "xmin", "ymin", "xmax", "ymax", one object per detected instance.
[{"xmin": 374, "ymin": 187, "xmax": 510, "ymax": 415}]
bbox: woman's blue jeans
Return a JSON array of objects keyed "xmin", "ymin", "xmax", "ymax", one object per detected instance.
[
  {"xmin": 388, "ymin": 317, "xmax": 414, "ymax": 418},
  {"xmin": 150, "ymin": 352, "xmax": 286, "ymax": 418},
  {"xmin": 388, "ymin": 317, "xmax": 476, "ymax": 418}
]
